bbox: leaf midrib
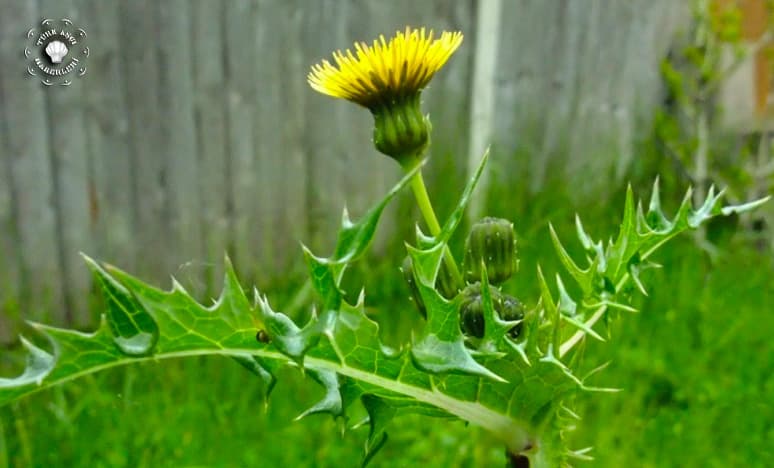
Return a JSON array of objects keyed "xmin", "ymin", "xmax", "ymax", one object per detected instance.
[{"xmin": 6, "ymin": 347, "xmax": 533, "ymax": 452}]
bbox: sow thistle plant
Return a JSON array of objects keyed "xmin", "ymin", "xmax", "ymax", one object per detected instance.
[{"xmin": 0, "ymin": 27, "xmax": 769, "ymax": 467}]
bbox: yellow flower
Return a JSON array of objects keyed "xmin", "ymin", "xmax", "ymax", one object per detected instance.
[
  {"xmin": 308, "ymin": 27, "xmax": 463, "ymax": 109},
  {"xmin": 308, "ymin": 27, "xmax": 463, "ymax": 166}
]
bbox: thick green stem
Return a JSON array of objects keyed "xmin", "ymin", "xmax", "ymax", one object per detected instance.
[
  {"xmin": 408, "ymin": 170, "xmax": 464, "ymax": 292},
  {"xmin": 409, "ymin": 170, "xmax": 442, "ymax": 235}
]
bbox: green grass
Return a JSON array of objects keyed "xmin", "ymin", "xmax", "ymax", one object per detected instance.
[
  {"xmin": 0, "ymin": 357, "xmax": 506, "ymax": 467},
  {"xmin": 1, "ymin": 170, "xmax": 771, "ymax": 467},
  {"xmin": 569, "ymin": 236, "xmax": 774, "ymax": 467}
]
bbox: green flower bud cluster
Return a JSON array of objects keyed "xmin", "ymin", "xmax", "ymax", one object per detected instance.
[
  {"xmin": 458, "ymin": 217, "xmax": 523, "ymax": 340},
  {"xmin": 459, "ymin": 282, "xmax": 525, "ymax": 339},
  {"xmin": 402, "ymin": 216, "xmax": 524, "ymax": 341}
]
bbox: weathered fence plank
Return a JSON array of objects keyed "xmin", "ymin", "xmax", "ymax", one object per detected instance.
[
  {"xmin": 224, "ymin": 0, "xmax": 262, "ymax": 281},
  {"xmin": 78, "ymin": 0, "xmax": 135, "ymax": 274},
  {"xmin": 191, "ymin": 0, "xmax": 230, "ymax": 295},
  {"xmin": 0, "ymin": 0, "xmax": 64, "ymax": 326},
  {"xmin": 38, "ymin": 0, "xmax": 93, "ymax": 327},
  {"xmin": 251, "ymin": 0, "xmax": 285, "ymax": 277},
  {"xmin": 275, "ymin": 0, "xmax": 308, "ymax": 273},
  {"xmin": 0, "ymin": 69, "xmax": 20, "ymax": 343},
  {"xmin": 301, "ymin": 0, "xmax": 359, "ymax": 253},
  {"xmin": 468, "ymin": 0, "xmax": 503, "ymax": 220},
  {"xmin": 157, "ymin": 0, "xmax": 204, "ymax": 293},
  {"xmin": 119, "ymin": 0, "xmax": 170, "ymax": 282},
  {"xmin": 493, "ymin": 0, "xmax": 685, "ymax": 196}
]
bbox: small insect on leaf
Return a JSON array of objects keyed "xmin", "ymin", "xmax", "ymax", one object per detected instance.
[{"xmin": 256, "ymin": 330, "xmax": 271, "ymax": 343}]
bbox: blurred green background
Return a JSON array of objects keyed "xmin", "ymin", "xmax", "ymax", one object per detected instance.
[{"xmin": 1, "ymin": 0, "xmax": 773, "ymax": 466}]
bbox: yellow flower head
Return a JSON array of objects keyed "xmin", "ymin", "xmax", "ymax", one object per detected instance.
[
  {"xmin": 308, "ymin": 27, "xmax": 463, "ymax": 167},
  {"xmin": 308, "ymin": 27, "xmax": 464, "ymax": 109}
]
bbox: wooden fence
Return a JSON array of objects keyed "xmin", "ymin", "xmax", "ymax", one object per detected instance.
[{"xmin": 0, "ymin": 0, "xmax": 685, "ymax": 341}]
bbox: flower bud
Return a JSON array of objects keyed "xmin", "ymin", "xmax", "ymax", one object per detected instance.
[
  {"xmin": 371, "ymin": 94, "xmax": 430, "ymax": 168},
  {"xmin": 459, "ymin": 283, "xmax": 525, "ymax": 339},
  {"xmin": 463, "ymin": 217, "xmax": 517, "ymax": 285},
  {"xmin": 459, "ymin": 283, "xmax": 488, "ymax": 338}
]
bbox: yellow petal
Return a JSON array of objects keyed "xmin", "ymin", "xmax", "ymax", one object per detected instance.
[{"xmin": 308, "ymin": 27, "xmax": 463, "ymax": 108}]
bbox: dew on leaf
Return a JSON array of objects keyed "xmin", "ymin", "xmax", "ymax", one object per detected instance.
[{"xmin": 113, "ymin": 332, "xmax": 158, "ymax": 357}]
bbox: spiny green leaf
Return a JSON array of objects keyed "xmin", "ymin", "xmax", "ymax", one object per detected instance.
[
  {"xmin": 552, "ymin": 180, "xmax": 768, "ymax": 360},
  {"xmin": 477, "ymin": 263, "xmax": 521, "ymax": 356},
  {"xmin": 296, "ymin": 369, "xmax": 344, "ymax": 420},
  {"xmin": 720, "ymin": 195, "xmax": 770, "ymax": 215},
  {"xmin": 303, "ymin": 247, "xmax": 343, "ymax": 311},
  {"xmin": 645, "ymin": 177, "xmax": 670, "ymax": 230},
  {"xmin": 256, "ymin": 292, "xmax": 321, "ymax": 365},
  {"xmin": 83, "ymin": 256, "xmax": 159, "ymax": 356},
  {"xmin": 609, "ymin": 185, "xmax": 637, "ymax": 280},
  {"xmin": 2, "ymin": 256, "xmax": 551, "ymax": 459},
  {"xmin": 437, "ymin": 148, "xmax": 489, "ymax": 244},
  {"xmin": 302, "ymin": 164, "xmax": 421, "ymax": 310},
  {"xmin": 536, "ymin": 265, "xmax": 560, "ymax": 352},
  {"xmin": 407, "ymin": 244, "xmax": 504, "ymax": 381},
  {"xmin": 331, "ymin": 163, "xmax": 421, "ymax": 265},
  {"xmin": 361, "ymin": 395, "xmax": 396, "ymax": 466},
  {"xmin": 560, "ymin": 314, "xmax": 604, "ymax": 343},
  {"xmin": 232, "ymin": 354, "xmax": 278, "ymax": 404},
  {"xmin": 0, "ymin": 336, "xmax": 54, "ymax": 398},
  {"xmin": 549, "ymin": 224, "xmax": 595, "ymax": 296},
  {"xmin": 555, "ymin": 275, "xmax": 577, "ymax": 318},
  {"xmin": 574, "ymin": 215, "xmax": 594, "ymax": 252}
]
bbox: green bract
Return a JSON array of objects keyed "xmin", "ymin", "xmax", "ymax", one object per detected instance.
[
  {"xmin": 371, "ymin": 94, "xmax": 430, "ymax": 167},
  {"xmin": 0, "ymin": 152, "xmax": 766, "ymax": 466}
]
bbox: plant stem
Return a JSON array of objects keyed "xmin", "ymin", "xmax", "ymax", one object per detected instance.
[
  {"xmin": 408, "ymin": 170, "xmax": 465, "ymax": 291},
  {"xmin": 409, "ymin": 170, "xmax": 442, "ymax": 235}
]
